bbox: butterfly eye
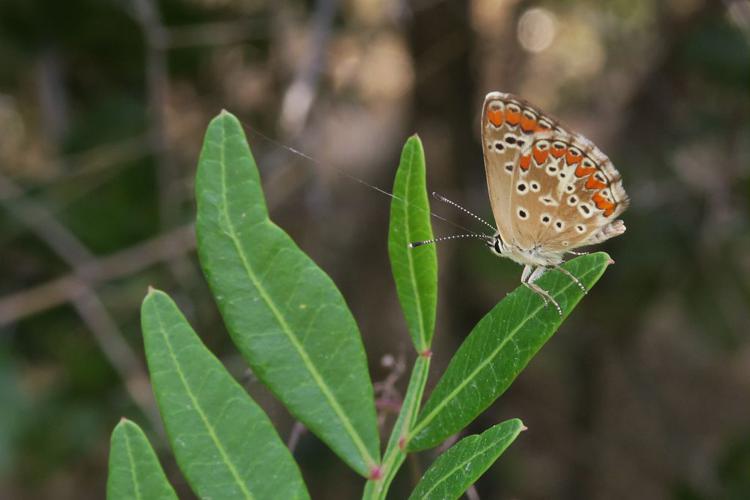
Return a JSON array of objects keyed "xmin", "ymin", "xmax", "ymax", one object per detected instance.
[
  {"xmin": 517, "ymin": 207, "xmax": 528, "ymax": 219},
  {"xmin": 576, "ymin": 224, "xmax": 587, "ymax": 234}
]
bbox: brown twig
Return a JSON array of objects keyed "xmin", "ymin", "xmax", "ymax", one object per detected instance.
[
  {"xmin": 131, "ymin": 0, "xmax": 197, "ymax": 292},
  {"xmin": 164, "ymin": 19, "xmax": 268, "ymax": 48},
  {"xmin": 0, "ymin": 224, "xmax": 195, "ymax": 326},
  {"xmin": 0, "ymin": 174, "xmax": 162, "ymax": 430}
]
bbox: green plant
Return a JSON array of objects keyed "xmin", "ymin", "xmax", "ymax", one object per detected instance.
[{"xmin": 106, "ymin": 111, "xmax": 612, "ymax": 499}]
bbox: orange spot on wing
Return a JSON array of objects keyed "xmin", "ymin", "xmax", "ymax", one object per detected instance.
[
  {"xmin": 565, "ymin": 151, "xmax": 583, "ymax": 166},
  {"xmin": 550, "ymin": 145, "xmax": 567, "ymax": 158},
  {"xmin": 593, "ymin": 192, "xmax": 615, "ymax": 215},
  {"xmin": 505, "ymin": 108, "xmax": 521, "ymax": 126},
  {"xmin": 520, "ymin": 116, "xmax": 537, "ymax": 133},
  {"xmin": 487, "ymin": 109, "xmax": 504, "ymax": 127},
  {"xmin": 586, "ymin": 176, "xmax": 607, "ymax": 190},
  {"xmin": 519, "ymin": 154, "xmax": 531, "ymax": 171},
  {"xmin": 575, "ymin": 165, "xmax": 597, "ymax": 178},
  {"xmin": 533, "ymin": 146, "xmax": 549, "ymax": 165}
]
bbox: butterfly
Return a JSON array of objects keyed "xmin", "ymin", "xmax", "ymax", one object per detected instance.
[
  {"xmin": 414, "ymin": 92, "xmax": 629, "ymax": 315},
  {"xmin": 479, "ymin": 91, "xmax": 629, "ymax": 313}
]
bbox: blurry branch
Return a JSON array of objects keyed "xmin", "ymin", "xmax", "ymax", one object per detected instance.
[
  {"xmin": 131, "ymin": 0, "xmax": 196, "ymax": 291},
  {"xmin": 164, "ymin": 19, "xmax": 268, "ymax": 48},
  {"xmin": 36, "ymin": 48, "xmax": 69, "ymax": 152},
  {"xmin": 279, "ymin": 0, "xmax": 337, "ymax": 136},
  {"xmin": 0, "ymin": 174, "xmax": 163, "ymax": 430},
  {"xmin": 0, "ymin": 224, "xmax": 195, "ymax": 326},
  {"xmin": 287, "ymin": 421, "xmax": 308, "ymax": 454}
]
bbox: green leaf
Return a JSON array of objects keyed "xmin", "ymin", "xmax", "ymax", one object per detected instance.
[
  {"xmin": 107, "ymin": 419, "xmax": 177, "ymax": 500},
  {"xmin": 388, "ymin": 135, "xmax": 437, "ymax": 351},
  {"xmin": 141, "ymin": 289, "xmax": 309, "ymax": 500},
  {"xmin": 408, "ymin": 419, "xmax": 524, "ymax": 500},
  {"xmin": 195, "ymin": 111, "xmax": 380, "ymax": 476},
  {"xmin": 407, "ymin": 253, "xmax": 611, "ymax": 451}
]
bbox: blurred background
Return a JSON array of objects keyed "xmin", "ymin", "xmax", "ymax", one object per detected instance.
[{"xmin": 1, "ymin": 0, "xmax": 749, "ymax": 498}]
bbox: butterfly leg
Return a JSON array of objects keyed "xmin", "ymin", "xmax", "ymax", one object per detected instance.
[
  {"xmin": 521, "ymin": 265, "xmax": 562, "ymax": 315},
  {"xmin": 552, "ymin": 265, "xmax": 587, "ymax": 294}
]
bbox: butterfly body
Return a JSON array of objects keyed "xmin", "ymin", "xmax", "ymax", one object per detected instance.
[{"xmin": 480, "ymin": 91, "xmax": 629, "ymax": 312}]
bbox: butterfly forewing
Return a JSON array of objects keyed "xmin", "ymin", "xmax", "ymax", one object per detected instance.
[{"xmin": 481, "ymin": 92, "xmax": 560, "ymax": 246}]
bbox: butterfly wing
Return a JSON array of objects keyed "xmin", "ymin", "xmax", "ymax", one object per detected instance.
[
  {"xmin": 482, "ymin": 91, "xmax": 628, "ymax": 260},
  {"xmin": 481, "ymin": 92, "xmax": 561, "ymax": 245},
  {"xmin": 511, "ymin": 132, "xmax": 629, "ymax": 254}
]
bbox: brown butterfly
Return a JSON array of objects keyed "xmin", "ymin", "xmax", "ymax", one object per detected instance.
[{"xmin": 415, "ymin": 92, "xmax": 629, "ymax": 314}]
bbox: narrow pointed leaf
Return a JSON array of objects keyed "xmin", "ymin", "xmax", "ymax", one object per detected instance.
[
  {"xmin": 107, "ymin": 419, "xmax": 177, "ymax": 500},
  {"xmin": 388, "ymin": 136, "xmax": 437, "ymax": 350},
  {"xmin": 408, "ymin": 253, "xmax": 611, "ymax": 451},
  {"xmin": 408, "ymin": 419, "xmax": 524, "ymax": 500},
  {"xmin": 141, "ymin": 289, "xmax": 309, "ymax": 500},
  {"xmin": 195, "ymin": 111, "xmax": 380, "ymax": 475}
]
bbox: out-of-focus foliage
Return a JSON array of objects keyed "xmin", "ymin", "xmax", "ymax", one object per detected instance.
[{"xmin": 1, "ymin": 0, "xmax": 749, "ymax": 498}]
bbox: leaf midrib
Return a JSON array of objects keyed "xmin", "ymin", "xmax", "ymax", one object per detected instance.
[
  {"xmin": 409, "ymin": 262, "xmax": 601, "ymax": 443},
  {"xmin": 152, "ymin": 298, "xmax": 254, "ymax": 500},
  {"xmin": 123, "ymin": 425, "xmax": 142, "ymax": 500},
  {"xmin": 215, "ymin": 118, "xmax": 376, "ymax": 471}
]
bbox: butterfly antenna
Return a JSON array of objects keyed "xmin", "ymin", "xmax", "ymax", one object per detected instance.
[
  {"xmin": 431, "ymin": 192, "xmax": 497, "ymax": 233},
  {"xmin": 409, "ymin": 233, "xmax": 490, "ymax": 248}
]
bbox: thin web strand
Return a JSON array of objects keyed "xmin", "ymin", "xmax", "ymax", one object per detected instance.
[{"xmin": 242, "ymin": 123, "xmax": 488, "ymax": 238}]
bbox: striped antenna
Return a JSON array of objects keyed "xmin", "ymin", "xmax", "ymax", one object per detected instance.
[
  {"xmin": 409, "ymin": 233, "xmax": 490, "ymax": 248},
  {"xmin": 432, "ymin": 192, "xmax": 497, "ymax": 233}
]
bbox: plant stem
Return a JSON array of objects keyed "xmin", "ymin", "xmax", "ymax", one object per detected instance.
[{"xmin": 362, "ymin": 354, "xmax": 431, "ymax": 499}]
